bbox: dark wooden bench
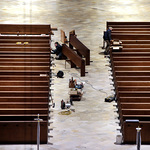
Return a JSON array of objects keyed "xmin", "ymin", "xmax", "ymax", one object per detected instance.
[
  {"xmin": 117, "ymin": 81, "xmax": 150, "ymax": 86},
  {"xmin": 121, "ymin": 40, "xmax": 150, "ymax": 44},
  {"xmin": 120, "ymin": 103, "xmax": 150, "ymax": 109},
  {"xmin": 122, "ymin": 44, "xmax": 150, "ymax": 48},
  {"xmin": 113, "ymin": 61, "xmax": 150, "ymax": 66},
  {"xmin": 112, "ymin": 52, "xmax": 150, "ymax": 56},
  {"xmin": 113, "ymin": 28, "xmax": 150, "ymax": 31},
  {"xmin": 61, "ymin": 29, "xmax": 68, "ymax": 44},
  {"xmin": 112, "ymin": 34, "xmax": 150, "ymax": 40},
  {"xmin": 62, "ymin": 44, "xmax": 85, "ymax": 76},
  {"xmin": 115, "ymin": 76, "xmax": 150, "ymax": 81},
  {"xmin": 112, "ymin": 31, "xmax": 150, "ymax": 34},
  {"xmin": 69, "ymin": 33, "xmax": 90, "ymax": 65},
  {"xmin": 0, "ymin": 121, "xmax": 47, "ymax": 144},
  {"xmin": 0, "ymin": 24, "xmax": 55, "ymax": 144},
  {"xmin": 0, "ymin": 97, "xmax": 49, "ymax": 102},
  {"xmin": 113, "ymin": 56, "xmax": 150, "ymax": 61},
  {"xmin": 0, "ymin": 24, "xmax": 57, "ymax": 35},
  {"xmin": 119, "ymin": 97, "xmax": 150, "ymax": 103},
  {"xmin": 123, "ymin": 121, "xmax": 150, "ymax": 144},
  {"xmin": 108, "ymin": 21, "xmax": 150, "ymax": 144}
]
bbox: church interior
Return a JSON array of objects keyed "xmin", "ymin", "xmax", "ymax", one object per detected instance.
[{"xmin": 0, "ymin": 0, "xmax": 150, "ymax": 150}]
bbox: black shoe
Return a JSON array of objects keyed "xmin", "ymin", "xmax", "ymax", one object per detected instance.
[{"xmin": 104, "ymin": 51, "xmax": 108, "ymax": 55}]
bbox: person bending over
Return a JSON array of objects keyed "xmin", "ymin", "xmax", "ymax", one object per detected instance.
[{"xmin": 52, "ymin": 42, "xmax": 62, "ymax": 59}]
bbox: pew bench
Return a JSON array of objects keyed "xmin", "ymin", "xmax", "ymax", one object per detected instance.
[
  {"xmin": 69, "ymin": 33, "xmax": 90, "ymax": 65},
  {"xmin": 113, "ymin": 56, "xmax": 150, "ymax": 61},
  {"xmin": 62, "ymin": 44, "xmax": 85, "ymax": 77},
  {"xmin": 0, "ymin": 24, "xmax": 55, "ymax": 144},
  {"xmin": 123, "ymin": 121, "xmax": 150, "ymax": 144},
  {"xmin": 108, "ymin": 21, "xmax": 150, "ymax": 144}
]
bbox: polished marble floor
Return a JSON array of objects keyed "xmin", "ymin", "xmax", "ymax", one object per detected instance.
[{"xmin": 0, "ymin": 0, "xmax": 150, "ymax": 149}]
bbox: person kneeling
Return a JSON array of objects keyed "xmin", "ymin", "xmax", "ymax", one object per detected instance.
[{"xmin": 51, "ymin": 42, "xmax": 63, "ymax": 60}]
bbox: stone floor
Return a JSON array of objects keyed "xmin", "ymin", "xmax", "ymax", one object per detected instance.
[{"xmin": 0, "ymin": 0, "xmax": 150, "ymax": 149}]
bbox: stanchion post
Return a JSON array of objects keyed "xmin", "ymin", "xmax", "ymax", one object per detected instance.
[
  {"xmin": 34, "ymin": 114, "xmax": 43, "ymax": 150},
  {"xmin": 136, "ymin": 126, "xmax": 141, "ymax": 150}
]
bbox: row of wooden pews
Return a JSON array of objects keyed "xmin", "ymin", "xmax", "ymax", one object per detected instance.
[
  {"xmin": 107, "ymin": 22, "xmax": 150, "ymax": 144},
  {"xmin": 61, "ymin": 30, "xmax": 90, "ymax": 77},
  {"xmin": 0, "ymin": 24, "xmax": 56, "ymax": 144}
]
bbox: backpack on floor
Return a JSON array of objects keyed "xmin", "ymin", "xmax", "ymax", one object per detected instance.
[{"xmin": 57, "ymin": 71, "xmax": 64, "ymax": 78}]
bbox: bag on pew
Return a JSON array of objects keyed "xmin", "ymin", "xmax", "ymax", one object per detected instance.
[
  {"xmin": 105, "ymin": 95, "xmax": 115, "ymax": 102},
  {"xmin": 57, "ymin": 70, "xmax": 64, "ymax": 78}
]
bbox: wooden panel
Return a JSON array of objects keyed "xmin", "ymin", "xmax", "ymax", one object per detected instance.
[
  {"xmin": 123, "ymin": 121, "xmax": 150, "ymax": 144},
  {"xmin": 112, "ymin": 34, "xmax": 150, "ymax": 40},
  {"xmin": 62, "ymin": 44, "xmax": 85, "ymax": 76},
  {"xmin": 115, "ymin": 71, "xmax": 150, "ymax": 76},
  {"xmin": 119, "ymin": 97, "xmax": 150, "ymax": 103},
  {"xmin": 107, "ymin": 21, "xmax": 150, "ymax": 26},
  {"xmin": 121, "ymin": 40, "xmax": 150, "ymax": 44},
  {"xmin": 114, "ymin": 61, "xmax": 150, "ymax": 66},
  {"xmin": 113, "ymin": 56, "xmax": 150, "ymax": 61},
  {"xmin": 121, "ymin": 103, "xmax": 150, "ymax": 109},
  {"xmin": 0, "ymin": 24, "xmax": 51, "ymax": 34},
  {"xmin": 117, "ymin": 81, "xmax": 150, "ymax": 86},
  {"xmin": 0, "ymin": 121, "xmax": 47, "ymax": 144},
  {"xmin": 69, "ymin": 34, "xmax": 90, "ymax": 65}
]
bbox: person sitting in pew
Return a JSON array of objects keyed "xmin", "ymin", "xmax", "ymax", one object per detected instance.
[
  {"xmin": 104, "ymin": 27, "xmax": 113, "ymax": 55},
  {"xmin": 51, "ymin": 42, "xmax": 63, "ymax": 60}
]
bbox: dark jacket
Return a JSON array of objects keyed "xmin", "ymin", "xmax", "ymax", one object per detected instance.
[
  {"xmin": 55, "ymin": 44, "xmax": 62, "ymax": 55},
  {"xmin": 104, "ymin": 29, "xmax": 112, "ymax": 41}
]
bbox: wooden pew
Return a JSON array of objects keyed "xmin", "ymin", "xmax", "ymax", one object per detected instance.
[
  {"xmin": 114, "ymin": 66, "xmax": 150, "ymax": 71},
  {"xmin": 113, "ymin": 61, "xmax": 150, "ymax": 66},
  {"xmin": 113, "ymin": 56, "xmax": 150, "ymax": 61},
  {"xmin": 112, "ymin": 31, "xmax": 150, "ymax": 34},
  {"xmin": 69, "ymin": 34, "xmax": 90, "ymax": 65},
  {"xmin": 112, "ymin": 28, "xmax": 150, "ymax": 31},
  {"xmin": 115, "ymin": 71, "xmax": 150, "ymax": 76},
  {"xmin": 108, "ymin": 21, "xmax": 150, "ymax": 144},
  {"xmin": 123, "ymin": 121, "xmax": 150, "ymax": 144},
  {"xmin": 0, "ymin": 24, "xmax": 57, "ymax": 35},
  {"xmin": 112, "ymin": 52, "xmax": 150, "ymax": 57},
  {"xmin": 121, "ymin": 40, "xmax": 150, "ymax": 44},
  {"xmin": 107, "ymin": 21, "xmax": 150, "ymax": 28},
  {"xmin": 60, "ymin": 29, "xmax": 68, "ymax": 44},
  {"xmin": 0, "ymin": 97, "xmax": 49, "ymax": 102},
  {"xmin": 0, "ymin": 24, "xmax": 54, "ymax": 144},
  {"xmin": 115, "ymin": 76, "xmax": 150, "ymax": 81},
  {"xmin": 120, "ymin": 103, "xmax": 150, "ymax": 109},
  {"xmin": 107, "ymin": 21, "xmax": 150, "ymax": 25},
  {"xmin": 0, "ymin": 121, "xmax": 47, "ymax": 144},
  {"xmin": 62, "ymin": 44, "xmax": 85, "ymax": 77},
  {"xmin": 0, "ymin": 35, "xmax": 50, "ymax": 40},
  {"xmin": 0, "ymin": 43, "xmax": 50, "ymax": 47},
  {"xmin": 117, "ymin": 81, "xmax": 150, "ymax": 86},
  {"xmin": 112, "ymin": 34, "xmax": 150, "ymax": 40},
  {"xmin": 119, "ymin": 97, "xmax": 150, "ymax": 103}
]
